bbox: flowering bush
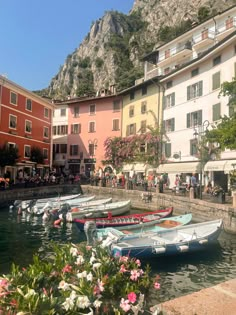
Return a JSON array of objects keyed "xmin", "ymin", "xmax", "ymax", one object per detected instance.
[{"xmin": 0, "ymin": 242, "xmax": 160, "ymax": 315}]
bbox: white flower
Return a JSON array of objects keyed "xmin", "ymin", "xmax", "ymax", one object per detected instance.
[
  {"xmin": 92, "ymin": 262, "xmax": 101, "ymax": 271},
  {"xmin": 70, "ymin": 246, "xmax": 78, "ymax": 257},
  {"xmin": 93, "ymin": 299, "xmax": 102, "ymax": 308},
  {"xmin": 77, "ymin": 270, "xmax": 87, "ymax": 279},
  {"xmin": 76, "ymin": 295, "xmax": 91, "ymax": 309},
  {"xmin": 24, "ymin": 288, "xmax": 36, "ymax": 298},
  {"xmin": 62, "ymin": 296, "xmax": 74, "ymax": 311},
  {"xmin": 76, "ymin": 255, "xmax": 85, "ymax": 265},
  {"xmin": 89, "ymin": 252, "xmax": 96, "ymax": 264},
  {"xmin": 58, "ymin": 280, "xmax": 71, "ymax": 291},
  {"xmin": 87, "ymin": 272, "xmax": 93, "ymax": 282}
]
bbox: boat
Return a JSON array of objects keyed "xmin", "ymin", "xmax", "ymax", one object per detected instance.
[
  {"xmin": 66, "ymin": 200, "xmax": 131, "ymax": 222},
  {"xmin": 62, "ymin": 197, "xmax": 111, "ymax": 208},
  {"xmin": 31, "ymin": 195, "xmax": 96, "ymax": 215},
  {"xmin": 35, "ymin": 193, "xmax": 82, "ymax": 204},
  {"xmin": 100, "ymin": 219, "xmax": 223, "ymax": 259},
  {"xmin": 74, "ymin": 206, "xmax": 174, "ymax": 231},
  {"xmin": 96, "ymin": 213, "xmax": 192, "ymax": 238}
]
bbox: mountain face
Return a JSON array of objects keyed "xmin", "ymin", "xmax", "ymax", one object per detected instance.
[{"xmin": 42, "ymin": 0, "xmax": 236, "ymax": 100}]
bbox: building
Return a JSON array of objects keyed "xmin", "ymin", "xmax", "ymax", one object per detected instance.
[
  {"xmin": 0, "ymin": 75, "xmax": 54, "ymax": 181},
  {"xmin": 53, "ymin": 90, "xmax": 122, "ymax": 176},
  {"xmin": 142, "ymin": 5, "xmax": 236, "ymax": 189}
]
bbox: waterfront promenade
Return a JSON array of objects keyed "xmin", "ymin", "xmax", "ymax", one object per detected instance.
[{"xmin": 158, "ymin": 278, "xmax": 236, "ymax": 315}]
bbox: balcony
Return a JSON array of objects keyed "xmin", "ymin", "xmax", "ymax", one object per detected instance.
[
  {"xmin": 215, "ymin": 18, "xmax": 236, "ymax": 41},
  {"xmin": 192, "ymin": 30, "xmax": 215, "ymax": 50},
  {"xmin": 158, "ymin": 41, "xmax": 192, "ymax": 67}
]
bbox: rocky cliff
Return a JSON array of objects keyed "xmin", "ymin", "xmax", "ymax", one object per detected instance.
[{"xmin": 39, "ymin": 0, "xmax": 236, "ymax": 100}]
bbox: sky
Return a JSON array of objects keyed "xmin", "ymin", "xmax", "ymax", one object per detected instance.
[{"xmin": 0, "ymin": 0, "xmax": 134, "ymax": 91}]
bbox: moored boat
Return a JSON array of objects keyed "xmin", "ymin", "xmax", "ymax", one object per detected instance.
[
  {"xmin": 96, "ymin": 213, "xmax": 192, "ymax": 238},
  {"xmin": 36, "ymin": 193, "xmax": 82, "ymax": 204},
  {"xmin": 101, "ymin": 219, "xmax": 223, "ymax": 259},
  {"xmin": 66, "ymin": 200, "xmax": 131, "ymax": 222},
  {"xmin": 74, "ymin": 206, "xmax": 174, "ymax": 231}
]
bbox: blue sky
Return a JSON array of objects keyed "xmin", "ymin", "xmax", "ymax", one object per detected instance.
[{"xmin": 0, "ymin": 0, "xmax": 134, "ymax": 91}]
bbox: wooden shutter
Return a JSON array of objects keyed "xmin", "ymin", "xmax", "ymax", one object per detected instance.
[
  {"xmin": 198, "ymin": 110, "xmax": 202, "ymax": 125},
  {"xmin": 171, "ymin": 118, "xmax": 175, "ymax": 131},
  {"xmin": 165, "ymin": 143, "xmax": 171, "ymax": 157},
  {"xmin": 171, "ymin": 92, "xmax": 175, "ymax": 106},
  {"xmin": 70, "ymin": 145, "xmax": 72, "ymax": 155},
  {"xmin": 162, "ymin": 96, "xmax": 166, "ymax": 109},
  {"xmin": 126, "ymin": 125, "xmax": 130, "ymax": 136},
  {"xmin": 198, "ymin": 81, "xmax": 203, "ymax": 96},
  {"xmin": 212, "ymin": 72, "xmax": 221, "ymax": 90},
  {"xmin": 187, "ymin": 86, "xmax": 191, "ymax": 100},
  {"xmin": 79, "ymin": 124, "xmax": 81, "ymax": 134},
  {"xmin": 212, "ymin": 103, "xmax": 221, "ymax": 121},
  {"xmin": 187, "ymin": 113, "xmax": 190, "ymax": 128}
]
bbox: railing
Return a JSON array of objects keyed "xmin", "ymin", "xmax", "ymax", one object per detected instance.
[
  {"xmin": 192, "ymin": 30, "xmax": 215, "ymax": 45},
  {"xmin": 158, "ymin": 41, "xmax": 192, "ymax": 63},
  {"xmin": 216, "ymin": 17, "xmax": 236, "ymax": 35}
]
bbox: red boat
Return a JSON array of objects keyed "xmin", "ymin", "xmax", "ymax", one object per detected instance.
[{"xmin": 74, "ymin": 207, "xmax": 173, "ymax": 231}]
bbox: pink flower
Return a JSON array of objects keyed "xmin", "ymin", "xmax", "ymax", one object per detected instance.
[
  {"xmin": 62, "ymin": 264, "xmax": 72, "ymax": 273},
  {"xmin": 154, "ymin": 282, "xmax": 161, "ymax": 289},
  {"xmin": 119, "ymin": 264, "xmax": 126, "ymax": 273},
  {"xmin": 119, "ymin": 256, "xmax": 129, "ymax": 263},
  {"xmin": 120, "ymin": 298, "xmax": 131, "ymax": 312},
  {"xmin": 128, "ymin": 292, "xmax": 137, "ymax": 304},
  {"xmin": 130, "ymin": 270, "xmax": 140, "ymax": 281},
  {"xmin": 135, "ymin": 259, "xmax": 141, "ymax": 267}
]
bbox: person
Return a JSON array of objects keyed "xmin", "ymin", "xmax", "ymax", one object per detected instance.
[
  {"xmin": 175, "ymin": 174, "xmax": 180, "ymax": 193},
  {"xmin": 191, "ymin": 173, "xmax": 197, "ymax": 187}
]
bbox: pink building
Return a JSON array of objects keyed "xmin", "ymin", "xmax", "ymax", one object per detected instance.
[{"xmin": 65, "ymin": 92, "xmax": 122, "ymax": 176}]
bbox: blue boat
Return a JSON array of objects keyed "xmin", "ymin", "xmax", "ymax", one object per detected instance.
[{"xmin": 102, "ymin": 219, "xmax": 223, "ymax": 259}]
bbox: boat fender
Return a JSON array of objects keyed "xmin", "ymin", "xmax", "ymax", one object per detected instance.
[
  {"xmin": 71, "ymin": 207, "xmax": 80, "ymax": 213},
  {"xmin": 54, "ymin": 219, "xmax": 62, "ymax": 226},
  {"xmin": 178, "ymin": 245, "xmax": 189, "ymax": 252},
  {"xmin": 199, "ymin": 239, "xmax": 208, "ymax": 244},
  {"xmin": 153, "ymin": 247, "xmax": 166, "ymax": 254}
]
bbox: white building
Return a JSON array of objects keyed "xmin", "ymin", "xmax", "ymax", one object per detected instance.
[{"xmin": 143, "ymin": 5, "xmax": 236, "ymax": 189}]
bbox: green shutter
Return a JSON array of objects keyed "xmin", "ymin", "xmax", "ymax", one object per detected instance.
[
  {"xmin": 198, "ymin": 81, "xmax": 203, "ymax": 96},
  {"xmin": 198, "ymin": 110, "xmax": 202, "ymax": 125},
  {"xmin": 163, "ymin": 96, "xmax": 166, "ymax": 109},
  {"xmin": 171, "ymin": 92, "xmax": 175, "ymax": 106},
  {"xmin": 126, "ymin": 125, "xmax": 129, "ymax": 136},
  {"xmin": 187, "ymin": 86, "xmax": 191, "ymax": 100},
  {"xmin": 187, "ymin": 113, "xmax": 190, "ymax": 128},
  {"xmin": 212, "ymin": 103, "xmax": 221, "ymax": 121},
  {"xmin": 165, "ymin": 143, "xmax": 171, "ymax": 157},
  {"xmin": 171, "ymin": 118, "xmax": 175, "ymax": 131},
  {"xmin": 212, "ymin": 72, "xmax": 221, "ymax": 90}
]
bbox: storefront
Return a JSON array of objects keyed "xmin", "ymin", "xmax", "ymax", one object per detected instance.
[
  {"xmin": 68, "ymin": 159, "xmax": 81, "ymax": 175},
  {"xmin": 84, "ymin": 158, "xmax": 96, "ymax": 177}
]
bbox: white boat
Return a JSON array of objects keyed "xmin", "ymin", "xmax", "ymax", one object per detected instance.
[
  {"xmin": 101, "ymin": 219, "xmax": 223, "ymax": 259},
  {"xmin": 66, "ymin": 200, "xmax": 131, "ymax": 222},
  {"xmin": 36, "ymin": 193, "xmax": 82, "ymax": 204}
]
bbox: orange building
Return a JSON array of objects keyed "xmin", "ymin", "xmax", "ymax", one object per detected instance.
[
  {"xmin": 59, "ymin": 90, "xmax": 122, "ymax": 176},
  {"xmin": 0, "ymin": 75, "xmax": 54, "ymax": 181}
]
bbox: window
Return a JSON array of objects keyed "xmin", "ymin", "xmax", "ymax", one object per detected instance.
[
  {"xmin": 88, "ymin": 144, "xmax": 96, "ymax": 156},
  {"xmin": 24, "ymin": 145, "xmax": 31, "ymax": 158},
  {"xmin": 142, "ymin": 86, "xmax": 147, "ymax": 95},
  {"xmin": 43, "ymin": 127, "xmax": 49, "ymax": 138},
  {"xmin": 54, "ymin": 125, "xmax": 68, "ymax": 135},
  {"xmin": 186, "ymin": 110, "xmax": 202, "ymax": 128},
  {"xmin": 89, "ymin": 121, "xmax": 95, "ymax": 133},
  {"xmin": 226, "ymin": 17, "xmax": 233, "ymax": 29},
  {"xmin": 190, "ymin": 139, "xmax": 198, "ymax": 156},
  {"xmin": 129, "ymin": 106, "xmax": 134, "ymax": 117},
  {"xmin": 60, "ymin": 108, "xmax": 66, "ymax": 116},
  {"xmin": 9, "ymin": 115, "xmax": 17, "ymax": 129},
  {"xmin": 54, "ymin": 144, "xmax": 67, "ymax": 154},
  {"xmin": 163, "ymin": 92, "xmax": 175, "ymax": 109},
  {"xmin": 187, "ymin": 81, "xmax": 203, "ymax": 100},
  {"xmin": 70, "ymin": 145, "xmax": 79, "ymax": 156},
  {"xmin": 8, "ymin": 142, "xmax": 16, "ymax": 149},
  {"xmin": 112, "ymin": 119, "xmax": 119, "ymax": 131},
  {"xmin": 213, "ymin": 55, "xmax": 221, "ymax": 67},
  {"xmin": 191, "ymin": 68, "xmax": 199, "ymax": 77},
  {"xmin": 166, "ymin": 81, "xmax": 173, "ymax": 89},
  {"xmin": 71, "ymin": 124, "xmax": 81, "ymax": 134},
  {"xmin": 130, "ymin": 91, "xmax": 135, "ymax": 100},
  {"xmin": 89, "ymin": 104, "xmax": 96, "ymax": 115},
  {"xmin": 80, "ymin": 151, "xmax": 84, "ymax": 160},
  {"xmin": 43, "ymin": 148, "xmax": 48, "ymax": 159},
  {"xmin": 44, "ymin": 108, "xmax": 49, "ymax": 118},
  {"xmin": 26, "ymin": 99, "xmax": 32, "ymax": 111},
  {"xmin": 141, "ymin": 101, "xmax": 147, "ymax": 114},
  {"xmin": 212, "ymin": 103, "xmax": 221, "ymax": 121},
  {"xmin": 164, "ymin": 118, "xmax": 175, "ymax": 132},
  {"xmin": 164, "ymin": 67, "xmax": 170, "ymax": 75},
  {"xmin": 212, "ymin": 72, "xmax": 221, "ymax": 90},
  {"xmin": 113, "ymin": 100, "xmax": 121, "ymax": 111},
  {"xmin": 25, "ymin": 120, "xmax": 32, "ymax": 133},
  {"xmin": 140, "ymin": 142, "xmax": 146, "ymax": 153},
  {"xmin": 126, "ymin": 123, "xmax": 136, "ymax": 136},
  {"xmin": 74, "ymin": 106, "xmax": 80, "ymax": 117},
  {"xmin": 140, "ymin": 120, "xmax": 146, "ymax": 133},
  {"xmin": 10, "ymin": 92, "xmax": 17, "ymax": 105},
  {"xmin": 165, "ymin": 49, "xmax": 170, "ymax": 59},
  {"xmin": 164, "ymin": 143, "xmax": 171, "ymax": 158}
]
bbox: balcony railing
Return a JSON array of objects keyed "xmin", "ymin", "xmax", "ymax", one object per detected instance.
[
  {"xmin": 158, "ymin": 41, "xmax": 192, "ymax": 67},
  {"xmin": 216, "ymin": 17, "xmax": 236, "ymax": 40},
  {"xmin": 192, "ymin": 30, "xmax": 215, "ymax": 50}
]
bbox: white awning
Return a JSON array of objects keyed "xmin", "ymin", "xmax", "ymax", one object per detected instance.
[
  {"xmin": 133, "ymin": 163, "xmax": 147, "ymax": 172},
  {"xmin": 204, "ymin": 160, "xmax": 227, "ymax": 172},
  {"xmin": 157, "ymin": 162, "xmax": 201, "ymax": 174},
  {"xmin": 224, "ymin": 160, "xmax": 236, "ymax": 173},
  {"xmin": 122, "ymin": 164, "xmax": 134, "ymax": 172},
  {"xmin": 53, "ymin": 160, "xmax": 66, "ymax": 166}
]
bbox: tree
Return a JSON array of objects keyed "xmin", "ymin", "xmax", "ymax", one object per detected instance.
[
  {"xmin": 30, "ymin": 147, "xmax": 44, "ymax": 164},
  {"xmin": 0, "ymin": 143, "xmax": 19, "ymax": 168}
]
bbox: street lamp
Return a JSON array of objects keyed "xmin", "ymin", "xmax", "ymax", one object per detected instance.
[
  {"xmin": 193, "ymin": 120, "xmax": 209, "ymax": 200},
  {"xmin": 88, "ymin": 139, "xmax": 98, "ymax": 171}
]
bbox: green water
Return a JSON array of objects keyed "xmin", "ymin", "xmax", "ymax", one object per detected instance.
[{"xmin": 0, "ymin": 206, "xmax": 236, "ymax": 304}]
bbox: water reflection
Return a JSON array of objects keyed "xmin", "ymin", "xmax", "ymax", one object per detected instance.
[{"xmin": 1, "ymin": 207, "xmax": 236, "ymax": 304}]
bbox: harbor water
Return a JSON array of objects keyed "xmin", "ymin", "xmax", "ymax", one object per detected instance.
[{"xmin": 0, "ymin": 205, "xmax": 236, "ymax": 304}]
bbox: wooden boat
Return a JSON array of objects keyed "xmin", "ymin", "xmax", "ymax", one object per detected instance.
[
  {"xmin": 74, "ymin": 206, "xmax": 174, "ymax": 231},
  {"xmin": 66, "ymin": 200, "xmax": 131, "ymax": 222},
  {"xmin": 102, "ymin": 219, "xmax": 223, "ymax": 259},
  {"xmin": 96, "ymin": 213, "xmax": 192, "ymax": 238},
  {"xmin": 35, "ymin": 193, "xmax": 82, "ymax": 204},
  {"xmin": 62, "ymin": 197, "xmax": 111, "ymax": 208}
]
